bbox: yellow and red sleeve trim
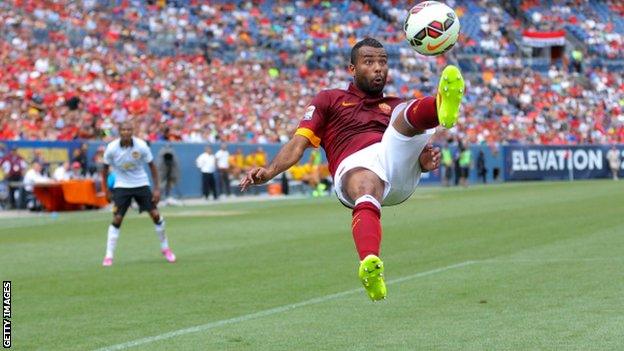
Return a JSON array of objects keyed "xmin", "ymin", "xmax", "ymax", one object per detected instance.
[{"xmin": 295, "ymin": 128, "xmax": 321, "ymax": 148}]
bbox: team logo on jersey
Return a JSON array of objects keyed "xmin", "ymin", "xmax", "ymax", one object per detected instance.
[
  {"xmin": 304, "ymin": 105, "xmax": 316, "ymax": 120},
  {"xmin": 378, "ymin": 103, "xmax": 391, "ymax": 114},
  {"xmin": 131, "ymin": 151, "xmax": 140, "ymax": 159}
]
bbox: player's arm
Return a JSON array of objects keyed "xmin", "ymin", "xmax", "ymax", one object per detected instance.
[
  {"xmin": 241, "ymin": 91, "xmax": 327, "ymax": 190},
  {"xmin": 148, "ymin": 161, "xmax": 160, "ymax": 203},
  {"xmin": 102, "ymin": 144, "xmax": 114, "ymax": 200},
  {"xmin": 240, "ymin": 135, "xmax": 311, "ymax": 191},
  {"xmin": 101, "ymin": 164, "xmax": 111, "ymax": 201}
]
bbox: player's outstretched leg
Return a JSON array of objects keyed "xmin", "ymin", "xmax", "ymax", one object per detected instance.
[
  {"xmin": 436, "ymin": 65, "xmax": 465, "ymax": 128},
  {"xmin": 359, "ymin": 254, "xmax": 386, "ymax": 301}
]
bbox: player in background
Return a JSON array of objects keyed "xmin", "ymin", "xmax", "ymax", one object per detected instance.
[
  {"xmin": 241, "ymin": 38, "xmax": 464, "ymax": 301},
  {"xmin": 101, "ymin": 121, "xmax": 176, "ymax": 266}
]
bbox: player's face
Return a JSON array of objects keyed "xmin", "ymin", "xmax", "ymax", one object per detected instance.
[
  {"xmin": 119, "ymin": 123, "xmax": 133, "ymax": 142},
  {"xmin": 350, "ymin": 46, "xmax": 388, "ymax": 95}
]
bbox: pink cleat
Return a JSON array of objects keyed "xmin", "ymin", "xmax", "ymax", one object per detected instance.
[
  {"xmin": 161, "ymin": 248, "xmax": 176, "ymax": 263},
  {"xmin": 102, "ymin": 257, "xmax": 113, "ymax": 267}
]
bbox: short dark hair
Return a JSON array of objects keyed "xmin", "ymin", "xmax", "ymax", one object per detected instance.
[{"xmin": 350, "ymin": 38, "xmax": 384, "ymax": 64}]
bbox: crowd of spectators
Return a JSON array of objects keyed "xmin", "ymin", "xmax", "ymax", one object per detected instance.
[
  {"xmin": 0, "ymin": 142, "xmax": 103, "ymax": 209},
  {"xmin": 0, "ymin": 0, "xmax": 377, "ymax": 143},
  {"xmin": 521, "ymin": 0, "xmax": 624, "ymax": 59},
  {"xmin": 0, "ymin": 0, "xmax": 623, "ymax": 148},
  {"xmin": 447, "ymin": 65, "xmax": 624, "ymax": 146}
]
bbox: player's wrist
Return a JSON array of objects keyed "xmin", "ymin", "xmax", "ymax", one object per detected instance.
[{"xmin": 266, "ymin": 166, "xmax": 278, "ymax": 179}]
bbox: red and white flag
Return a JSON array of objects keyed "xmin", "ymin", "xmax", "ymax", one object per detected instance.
[{"xmin": 522, "ymin": 30, "xmax": 566, "ymax": 47}]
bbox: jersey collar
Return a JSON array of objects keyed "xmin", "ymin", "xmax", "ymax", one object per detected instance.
[{"xmin": 120, "ymin": 137, "xmax": 134, "ymax": 148}]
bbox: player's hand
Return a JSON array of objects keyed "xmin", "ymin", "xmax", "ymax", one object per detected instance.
[
  {"xmin": 240, "ymin": 167, "xmax": 272, "ymax": 192},
  {"xmin": 419, "ymin": 144, "xmax": 441, "ymax": 172},
  {"xmin": 152, "ymin": 189, "xmax": 160, "ymax": 204},
  {"xmin": 105, "ymin": 189, "xmax": 113, "ymax": 202}
]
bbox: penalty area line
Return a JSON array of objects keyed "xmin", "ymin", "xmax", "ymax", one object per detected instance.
[{"xmin": 95, "ymin": 260, "xmax": 475, "ymax": 351}]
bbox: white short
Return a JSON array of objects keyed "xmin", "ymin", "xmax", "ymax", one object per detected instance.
[{"xmin": 333, "ymin": 102, "xmax": 434, "ymax": 208}]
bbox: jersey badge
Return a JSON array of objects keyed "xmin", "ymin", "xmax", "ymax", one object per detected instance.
[
  {"xmin": 378, "ymin": 103, "xmax": 391, "ymax": 114},
  {"xmin": 304, "ymin": 105, "xmax": 316, "ymax": 120}
]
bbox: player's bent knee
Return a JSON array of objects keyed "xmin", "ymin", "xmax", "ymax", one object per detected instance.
[{"xmin": 343, "ymin": 168, "xmax": 384, "ymax": 203}]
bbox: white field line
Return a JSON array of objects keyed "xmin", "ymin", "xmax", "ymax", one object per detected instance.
[
  {"xmin": 95, "ymin": 256, "xmax": 619, "ymax": 350},
  {"xmin": 95, "ymin": 260, "xmax": 476, "ymax": 351},
  {"xmin": 480, "ymin": 257, "xmax": 624, "ymax": 263}
]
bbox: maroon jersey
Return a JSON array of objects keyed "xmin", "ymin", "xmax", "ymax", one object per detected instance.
[
  {"xmin": 296, "ymin": 83, "xmax": 404, "ymax": 176},
  {"xmin": 0, "ymin": 153, "xmax": 27, "ymax": 178}
]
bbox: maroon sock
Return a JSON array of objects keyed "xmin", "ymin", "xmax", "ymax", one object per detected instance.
[
  {"xmin": 405, "ymin": 96, "xmax": 438, "ymax": 130},
  {"xmin": 352, "ymin": 201, "xmax": 382, "ymax": 260}
]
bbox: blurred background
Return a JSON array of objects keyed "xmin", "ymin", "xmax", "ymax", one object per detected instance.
[
  {"xmin": 0, "ymin": 0, "xmax": 622, "ymax": 207},
  {"xmin": 1, "ymin": 2, "xmax": 623, "ymax": 349}
]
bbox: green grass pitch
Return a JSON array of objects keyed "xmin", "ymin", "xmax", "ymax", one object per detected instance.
[{"xmin": 1, "ymin": 180, "xmax": 623, "ymax": 350}]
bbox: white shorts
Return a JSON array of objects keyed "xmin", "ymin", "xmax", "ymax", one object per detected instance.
[{"xmin": 333, "ymin": 102, "xmax": 434, "ymax": 208}]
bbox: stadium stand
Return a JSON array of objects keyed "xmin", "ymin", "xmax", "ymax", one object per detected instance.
[
  {"xmin": 0, "ymin": 0, "xmax": 622, "ymax": 146},
  {"xmin": 521, "ymin": 0, "xmax": 624, "ymax": 60}
]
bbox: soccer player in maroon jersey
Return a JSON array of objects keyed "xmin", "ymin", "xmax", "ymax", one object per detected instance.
[{"xmin": 241, "ymin": 38, "xmax": 464, "ymax": 301}]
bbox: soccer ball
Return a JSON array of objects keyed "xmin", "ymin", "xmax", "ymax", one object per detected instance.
[{"xmin": 404, "ymin": 1, "xmax": 460, "ymax": 56}]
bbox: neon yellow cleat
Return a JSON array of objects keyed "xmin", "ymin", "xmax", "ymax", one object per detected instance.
[
  {"xmin": 358, "ymin": 254, "xmax": 387, "ymax": 301},
  {"xmin": 436, "ymin": 65, "xmax": 465, "ymax": 128}
]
